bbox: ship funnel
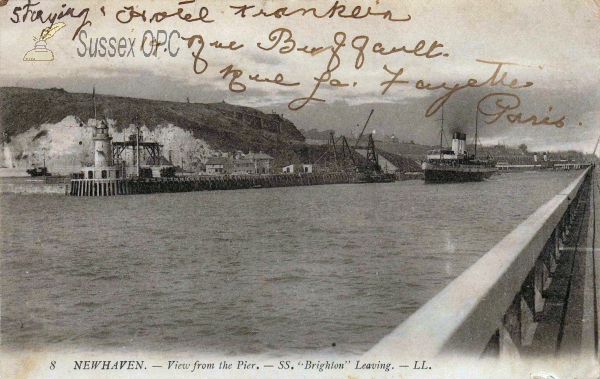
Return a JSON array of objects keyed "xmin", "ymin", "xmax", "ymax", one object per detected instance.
[{"xmin": 451, "ymin": 132, "xmax": 467, "ymax": 156}]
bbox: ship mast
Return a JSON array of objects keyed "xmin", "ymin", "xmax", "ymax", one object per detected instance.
[
  {"xmin": 474, "ymin": 109, "xmax": 478, "ymax": 159},
  {"xmin": 439, "ymin": 106, "xmax": 444, "ymax": 160}
]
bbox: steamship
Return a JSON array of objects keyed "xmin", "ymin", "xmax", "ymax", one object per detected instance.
[
  {"xmin": 421, "ymin": 109, "xmax": 496, "ymax": 183},
  {"xmin": 421, "ymin": 132, "xmax": 497, "ymax": 183}
]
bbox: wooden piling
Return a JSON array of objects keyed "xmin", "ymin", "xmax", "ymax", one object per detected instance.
[{"xmin": 69, "ymin": 172, "xmax": 371, "ymax": 196}]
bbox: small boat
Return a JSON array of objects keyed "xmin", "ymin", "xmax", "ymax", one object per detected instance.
[
  {"xmin": 26, "ymin": 165, "xmax": 51, "ymax": 177},
  {"xmin": 422, "ymin": 110, "xmax": 496, "ymax": 183}
]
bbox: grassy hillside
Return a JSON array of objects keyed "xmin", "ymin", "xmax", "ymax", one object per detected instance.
[
  {"xmin": 7, "ymin": 87, "xmax": 533, "ymax": 173},
  {"xmin": 0, "ymin": 87, "xmax": 305, "ymax": 164}
]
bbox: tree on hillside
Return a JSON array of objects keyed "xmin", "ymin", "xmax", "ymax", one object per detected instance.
[{"xmin": 518, "ymin": 143, "xmax": 528, "ymax": 153}]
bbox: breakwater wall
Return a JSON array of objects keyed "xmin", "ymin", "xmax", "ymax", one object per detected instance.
[
  {"xmin": 0, "ymin": 177, "xmax": 69, "ymax": 195},
  {"xmin": 69, "ymin": 172, "xmax": 362, "ymax": 196},
  {"xmin": 0, "ymin": 182, "xmax": 67, "ymax": 195}
]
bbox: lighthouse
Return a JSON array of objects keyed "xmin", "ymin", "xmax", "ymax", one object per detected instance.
[
  {"xmin": 79, "ymin": 87, "xmax": 123, "ymax": 181},
  {"xmin": 93, "ymin": 120, "xmax": 113, "ymax": 167},
  {"xmin": 82, "ymin": 119, "xmax": 120, "ymax": 180},
  {"xmin": 70, "ymin": 88, "xmax": 126, "ymax": 196}
]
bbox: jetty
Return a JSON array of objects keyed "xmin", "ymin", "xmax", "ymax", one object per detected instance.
[
  {"xmin": 66, "ymin": 105, "xmax": 394, "ymax": 196},
  {"xmin": 68, "ymin": 172, "xmax": 360, "ymax": 196}
]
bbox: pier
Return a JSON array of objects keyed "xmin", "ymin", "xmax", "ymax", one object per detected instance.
[
  {"xmin": 66, "ymin": 106, "xmax": 399, "ymax": 196},
  {"xmin": 68, "ymin": 172, "xmax": 361, "ymax": 196},
  {"xmin": 365, "ymin": 167, "xmax": 599, "ymax": 359}
]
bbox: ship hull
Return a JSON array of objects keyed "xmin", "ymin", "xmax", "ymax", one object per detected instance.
[{"xmin": 422, "ymin": 163, "xmax": 496, "ymax": 183}]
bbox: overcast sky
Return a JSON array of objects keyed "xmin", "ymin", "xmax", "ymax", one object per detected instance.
[{"xmin": 1, "ymin": 0, "xmax": 599, "ymax": 153}]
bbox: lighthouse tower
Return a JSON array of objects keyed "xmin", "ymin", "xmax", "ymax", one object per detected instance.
[
  {"xmin": 71, "ymin": 88, "xmax": 127, "ymax": 196},
  {"xmin": 93, "ymin": 120, "xmax": 113, "ymax": 167},
  {"xmin": 81, "ymin": 119, "xmax": 121, "ymax": 180}
]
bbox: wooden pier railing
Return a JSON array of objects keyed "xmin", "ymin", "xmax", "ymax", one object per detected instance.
[{"xmin": 364, "ymin": 167, "xmax": 596, "ymax": 358}]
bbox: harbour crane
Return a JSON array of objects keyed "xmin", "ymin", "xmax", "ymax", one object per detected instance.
[{"xmin": 592, "ymin": 134, "xmax": 600, "ymax": 157}]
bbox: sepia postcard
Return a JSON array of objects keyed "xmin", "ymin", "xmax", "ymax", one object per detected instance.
[{"xmin": 1, "ymin": 0, "xmax": 599, "ymax": 378}]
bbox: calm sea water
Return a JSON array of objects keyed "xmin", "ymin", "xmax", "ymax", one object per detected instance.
[{"xmin": 0, "ymin": 171, "xmax": 582, "ymax": 355}]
